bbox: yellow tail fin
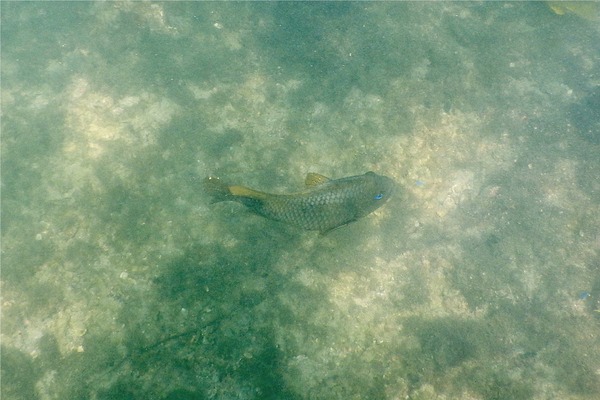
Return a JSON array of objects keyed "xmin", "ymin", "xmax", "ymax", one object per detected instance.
[{"xmin": 203, "ymin": 176, "xmax": 268, "ymax": 203}]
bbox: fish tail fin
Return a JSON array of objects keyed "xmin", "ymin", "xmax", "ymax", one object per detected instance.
[{"xmin": 203, "ymin": 176, "xmax": 235, "ymax": 203}]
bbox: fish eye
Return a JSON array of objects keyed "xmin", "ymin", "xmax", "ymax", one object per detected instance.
[{"xmin": 374, "ymin": 193, "xmax": 384, "ymax": 200}]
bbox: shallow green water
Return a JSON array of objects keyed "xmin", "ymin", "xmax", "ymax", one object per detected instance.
[{"xmin": 2, "ymin": 2, "xmax": 599, "ymax": 399}]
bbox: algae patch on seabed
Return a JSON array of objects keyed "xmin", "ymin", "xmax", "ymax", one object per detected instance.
[{"xmin": 547, "ymin": 1, "xmax": 600, "ymax": 21}]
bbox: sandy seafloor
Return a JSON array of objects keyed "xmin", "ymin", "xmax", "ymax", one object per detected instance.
[{"xmin": 1, "ymin": 2, "xmax": 599, "ymax": 399}]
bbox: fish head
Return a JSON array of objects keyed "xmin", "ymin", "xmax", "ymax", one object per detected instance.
[{"xmin": 355, "ymin": 172, "xmax": 395, "ymax": 216}]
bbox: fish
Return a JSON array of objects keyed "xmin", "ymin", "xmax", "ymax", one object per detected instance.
[{"xmin": 203, "ymin": 171, "xmax": 395, "ymax": 233}]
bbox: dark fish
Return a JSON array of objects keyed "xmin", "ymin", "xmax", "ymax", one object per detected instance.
[{"xmin": 204, "ymin": 172, "xmax": 395, "ymax": 233}]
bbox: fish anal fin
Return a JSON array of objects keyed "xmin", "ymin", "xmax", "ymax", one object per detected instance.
[{"xmin": 305, "ymin": 173, "xmax": 330, "ymax": 187}]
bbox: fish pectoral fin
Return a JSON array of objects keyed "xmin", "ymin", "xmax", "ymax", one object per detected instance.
[
  {"xmin": 305, "ymin": 173, "xmax": 330, "ymax": 187},
  {"xmin": 318, "ymin": 219, "xmax": 358, "ymax": 235}
]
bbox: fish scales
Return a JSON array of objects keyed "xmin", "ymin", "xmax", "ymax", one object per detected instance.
[{"xmin": 204, "ymin": 172, "xmax": 394, "ymax": 233}]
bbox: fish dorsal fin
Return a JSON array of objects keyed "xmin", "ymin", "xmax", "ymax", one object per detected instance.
[{"xmin": 305, "ymin": 173, "xmax": 330, "ymax": 187}]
